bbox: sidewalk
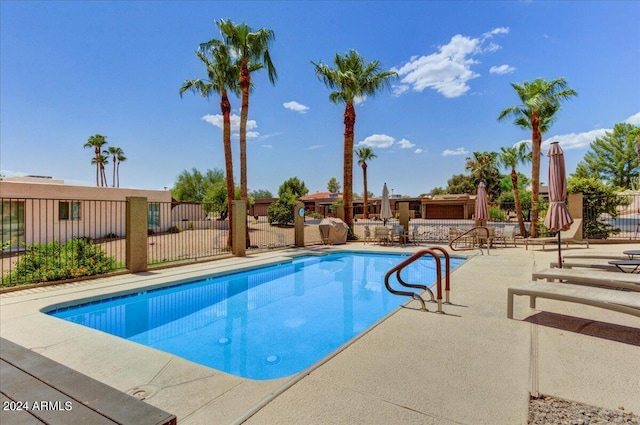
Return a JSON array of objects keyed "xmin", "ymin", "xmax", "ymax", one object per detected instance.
[{"xmin": 1, "ymin": 243, "xmax": 638, "ymax": 424}]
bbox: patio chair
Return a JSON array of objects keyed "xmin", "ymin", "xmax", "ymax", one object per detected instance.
[
  {"xmin": 363, "ymin": 225, "xmax": 371, "ymax": 244},
  {"xmin": 494, "ymin": 225, "xmax": 517, "ymax": 248},
  {"xmin": 525, "ymin": 219, "xmax": 589, "ymax": 250},
  {"xmin": 411, "ymin": 224, "xmax": 427, "ymax": 245},
  {"xmin": 374, "ymin": 226, "xmax": 390, "ymax": 245}
]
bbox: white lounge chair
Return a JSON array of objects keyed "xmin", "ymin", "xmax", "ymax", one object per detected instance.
[
  {"xmin": 525, "ymin": 219, "xmax": 589, "ymax": 250},
  {"xmin": 550, "ymin": 259, "xmax": 632, "ymax": 273},
  {"xmin": 532, "ymin": 268, "xmax": 640, "ymax": 292},
  {"xmin": 507, "ymin": 281, "xmax": 640, "ymax": 319}
]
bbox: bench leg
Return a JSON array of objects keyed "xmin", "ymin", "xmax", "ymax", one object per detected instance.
[
  {"xmin": 507, "ymin": 290, "xmax": 514, "ymax": 319},
  {"xmin": 529, "ymin": 295, "xmax": 536, "ymax": 309}
]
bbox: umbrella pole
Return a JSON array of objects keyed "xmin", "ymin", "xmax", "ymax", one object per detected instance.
[{"xmin": 557, "ymin": 232, "xmax": 562, "ymax": 269}]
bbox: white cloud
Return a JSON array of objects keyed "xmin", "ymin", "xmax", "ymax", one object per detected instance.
[
  {"xmin": 261, "ymin": 144, "xmax": 272, "ymax": 148},
  {"xmin": 625, "ymin": 112, "xmax": 640, "ymax": 125},
  {"xmin": 392, "ymin": 27, "xmax": 509, "ymax": 98},
  {"xmin": 354, "ymin": 95, "xmax": 366, "ymax": 105},
  {"xmin": 283, "ymin": 101, "xmax": 309, "ymax": 113},
  {"xmin": 539, "ymin": 129, "xmax": 609, "ymax": 150},
  {"xmin": 442, "ymin": 147, "xmax": 469, "ymax": 156},
  {"xmin": 307, "ymin": 144, "xmax": 325, "ymax": 150},
  {"xmin": 357, "ymin": 134, "xmax": 395, "ymax": 148},
  {"xmin": 397, "ymin": 138, "xmax": 415, "ymax": 149},
  {"xmin": 489, "ymin": 64, "xmax": 516, "ymax": 75},
  {"xmin": 202, "ymin": 114, "xmax": 259, "ymax": 138},
  {"xmin": 414, "ymin": 148, "xmax": 424, "ymax": 154}
]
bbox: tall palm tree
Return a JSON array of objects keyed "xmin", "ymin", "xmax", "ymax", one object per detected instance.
[
  {"xmin": 116, "ymin": 149, "xmax": 126, "ymax": 188},
  {"xmin": 209, "ymin": 19, "xmax": 277, "ymax": 248},
  {"xmin": 99, "ymin": 149, "xmax": 109, "ymax": 187},
  {"xmin": 355, "ymin": 146, "xmax": 377, "ymax": 219},
  {"xmin": 499, "ymin": 143, "xmax": 532, "ymax": 237},
  {"xmin": 312, "ymin": 50, "xmax": 397, "ymax": 234},
  {"xmin": 498, "ymin": 78, "xmax": 577, "ymax": 237},
  {"xmin": 181, "ymin": 41, "xmax": 239, "ymax": 249},
  {"xmin": 84, "ymin": 134, "xmax": 108, "ymax": 186},
  {"xmin": 107, "ymin": 146, "xmax": 123, "ymax": 187}
]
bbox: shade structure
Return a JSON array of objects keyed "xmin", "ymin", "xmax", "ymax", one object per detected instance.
[
  {"xmin": 475, "ymin": 182, "xmax": 489, "ymax": 224},
  {"xmin": 380, "ymin": 183, "xmax": 393, "ymax": 223},
  {"xmin": 544, "ymin": 142, "xmax": 573, "ymax": 268}
]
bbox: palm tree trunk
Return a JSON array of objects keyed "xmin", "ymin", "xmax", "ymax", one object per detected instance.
[
  {"xmin": 511, "ymin": 169, "xmax": 527, "ymax": 237},
  {"xmin": 112, "ymin": 155, "xmax": 117, "ymax": 188},
  {"xmin": 222, "ymin": 90, "xmax": 234, "ymax": 250},
  {"xmin": 530, "ymin": 109, "xmax": 541, "ymax": 238},
  {"xmin": 94, "ymin": 147, "xmax": 100, "ymax": 187},
  {"xmin": 343, "ymin": 102, "xmax": 356, "ymax": 233},
  {"xmin": 362, "ymin": 163, "xmax": 369, "ymax": 219},
  {"xmin": 240, "ymin": 60, "xmax": 250, "ymax": 248},
  {"xmin": 116, "ymin": 161, "xmax": 121, "ymax": 188}
]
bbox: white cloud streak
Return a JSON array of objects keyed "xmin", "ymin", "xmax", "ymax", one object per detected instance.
[
  {"xmin": 392, "ymin": 27, "xmax": 509, "ymax": 98},
  {"xmin": 489, "ymin": 64, "xmax": 516, "ymax": 75},
  {"xmin": 397, "ymin": 138, "xmax": 415, "ymax": 149},
  {"xmin": 283, "ymin": 101, "xmax": 310, "ymax": 113},
  {"xmin": 442, "ymin": 147, "xmax": 469, "ymax": 156},
  {"xmin": 625, "ymin": 112, "xmax": 640, "ymax": 125},
  {"xmin": 357, "ymin": 134, "xmax": 395, "ymax": 148}
]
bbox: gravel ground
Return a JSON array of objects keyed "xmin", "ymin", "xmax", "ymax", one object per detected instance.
[{"xmin": 529, "ymin": 395, "xmax": 640, "ymax": 424}]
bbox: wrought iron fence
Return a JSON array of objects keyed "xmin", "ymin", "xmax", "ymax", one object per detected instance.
[
  {"xmin": 1, "ymin": 198, "xmax": 127, "ymax": 288},
  {"xmin": 582, "ymin": 192, "xmax": 640, "ymax": 240}
]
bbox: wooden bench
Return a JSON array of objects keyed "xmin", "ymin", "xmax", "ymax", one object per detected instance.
[
  {"xmin": 0, "ymin": 338, "xmax": 176, "ymax": 425},
  {"xmin": 507, "ymin": 281, "xmax": 640, "ymax": 319}
]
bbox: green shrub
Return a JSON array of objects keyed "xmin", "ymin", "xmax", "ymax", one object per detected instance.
[
  {"xmin": 4, "ymin": 238, "xmax": 117, "ymax": 286},
  {"xmin": 267, "ymin": 199, "xmax": 294, "ymax": 225},
  {"xmin": 168, "ymin": 225, "xmax": 183, "ymax": 233},
  {"xmin": 187, "ymin": 221, "xmax": 195, "ymax": 230},
  {"xmin": 488, "ymin": 206, "xmax": 506, "ymax": 221}
]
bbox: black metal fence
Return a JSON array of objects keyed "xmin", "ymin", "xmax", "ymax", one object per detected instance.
[
  {"xmin": 1, "ymin": 198, "xmax": 127, "ymax": 287},
  {"xmin": 3, "ymin": 193, "xmax": 639, "ymax": 288}
]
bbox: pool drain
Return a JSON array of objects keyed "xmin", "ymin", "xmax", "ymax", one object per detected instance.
[{"xmin": 126, "ymin": 385, "xmax": 160, "ymax": 400}]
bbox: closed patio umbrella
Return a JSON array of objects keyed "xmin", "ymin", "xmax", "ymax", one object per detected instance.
[
  {"xmin": 475, "ymin": 181, "xmax": 489, "ymax": 226},
  {"xmin": 544, "ymin": 142, "xmax": 573, "ymax": 269},
  {"xmin": 380, "ymin": 183, "xmax": 392, "ymax": 225}
]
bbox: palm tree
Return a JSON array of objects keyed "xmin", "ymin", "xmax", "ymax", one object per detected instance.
[
  {"xmin": 99, "ymin": 149, "xmax": 109, "ymax": 187},
  {"xmin": 107, "ymin": 146, "xmax": 124, "ymax": 187},
  {"xmin": 84, "ymin": 134, "xmax": 108, "ymax": 186},
  {"xmin": 181, "ymin": 41, "xmax": 239, "ymax": 249},
  {"xmin": 499, "ymin": 143, "xmax": 532, "ymax": 237},
  {"xmin": 465, "ymin": 151, "xmax": 501, "ymax": 201},
  {"xmin": 498, "ymin": 78, "xmax": 577, "ymax": 237},
  {"xmin": 355, "ymin": 146, "xmax": 377, "ymax": 219},
  {"xmin": 312, "ymin": 50, "xmax": 397, "ymax": 234},
  {"xmin": 210, "ymin": 19, "xmax": 277, "ymax": 248},
  {"xmin": 116, "ymin": 149, "xmax": 126, "ymax": 188}
]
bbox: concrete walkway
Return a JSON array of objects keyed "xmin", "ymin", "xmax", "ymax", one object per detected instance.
[{"xmin": 1, "ymin": 243, "xmax": 638, "ymax": 424}]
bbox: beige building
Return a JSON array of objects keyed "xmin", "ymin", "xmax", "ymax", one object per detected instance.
[{"xmin": 1, "ymin": 176, "xmax": 172, "ymax": 248}]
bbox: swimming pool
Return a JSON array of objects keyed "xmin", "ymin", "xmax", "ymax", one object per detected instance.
[{"xmin": 48, "ymin": 251, "xmax": 465, "ymax": 380}]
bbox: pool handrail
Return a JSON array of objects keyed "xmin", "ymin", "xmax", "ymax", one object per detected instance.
[
  {"xmin": 384, "ymin": 248, "xmax": 447, "ymax": 313},
  {"xmin": 449, "ymin": 226, "xmax": 491, "ymax": 256},
  {"xmin": 425, "ymin": 246, "xmax": 452, "ymax": 304}
]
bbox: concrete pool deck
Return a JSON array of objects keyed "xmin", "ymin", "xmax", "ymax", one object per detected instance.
[{"xmin": 1, "ymin": 243, "xmax": 639, "ymax": 424}]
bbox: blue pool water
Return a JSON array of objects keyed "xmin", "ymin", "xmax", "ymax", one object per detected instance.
[{"xmin": 48, "ymin": 252, "xmax": 464, "ymax": 380}]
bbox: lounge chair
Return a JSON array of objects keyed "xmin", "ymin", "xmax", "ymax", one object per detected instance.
[
  {"xmin": 550, "ymin": 259, "xmax": 623, "ymax": 272},
  {"xmin": 532, "ymin": 268, "xmax": 640, "ymax": 292},
  {"xmin": 507, "ymin": 281, "xmax": 640, "ymax": 319},
  {"xmin": 525, "ymin": 219, "xmax": 589, "ymax": 250}
]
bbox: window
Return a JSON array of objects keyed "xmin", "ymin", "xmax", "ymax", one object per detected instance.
[
  {"xmin": 2, "ymin": 200, "xmax": 25, "ymax": 250},
  {"xmin": 148, "ymin": 203, "xmax": 160, "ymax": 228},
  {"xmin": 59, "ymin": 201, "xmax": 81, "ymax": 221}
]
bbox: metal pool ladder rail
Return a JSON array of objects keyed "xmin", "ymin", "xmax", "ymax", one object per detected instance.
[{"xmin": 384, "ymin": 247, "xmax": 452, "ymax": 313}]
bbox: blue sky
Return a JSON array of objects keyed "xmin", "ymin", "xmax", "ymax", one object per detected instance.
[{"xmin": 1, "ymin": 1, "xmax": 639, "ymax": 197}]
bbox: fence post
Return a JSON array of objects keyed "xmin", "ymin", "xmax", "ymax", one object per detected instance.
[
  {"xmin": 126, "ymin": 197, "xmax": 148, "ymax": 273},
  {"xmin": 232, "ymin": 200, "xmax": 246, "ymax": 257},
  {"xmin": 294, "ymin": 202, "xmax": 305, "ymax": 247},
  {"xmin": 399, "ymin": 202, "xmax": 410, "ymax": 232}
]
